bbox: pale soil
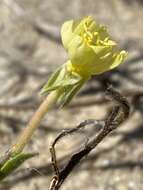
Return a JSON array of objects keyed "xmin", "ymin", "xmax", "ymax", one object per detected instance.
[{"xmin": 0, "ymin": 0, "xmax": 143, "ymax": 190}]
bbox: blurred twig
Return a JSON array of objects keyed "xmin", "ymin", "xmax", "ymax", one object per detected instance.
[
  {"xmin": 3, "ymin": 0, "xmax": 25, "ymax": 16},
  {"xmin": 33, "ymin": 21, "xmax": 61, "ymax": 44}
]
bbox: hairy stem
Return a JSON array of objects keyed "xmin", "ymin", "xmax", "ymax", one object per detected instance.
[{"xmin": 10, "ymin": 90, "xmax": 60, "ymax": 155}]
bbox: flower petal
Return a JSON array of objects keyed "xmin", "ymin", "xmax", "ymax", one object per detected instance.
[
  {"xmin": 109, "ymin": 51, "xmax": 128, "ymax": 69},
  {"xmin": 91, "ymin": 50, "xmax": 127, "ymax": 75},
  {"xmin": 91, "ymin": 45, "xmax": 113, "ymax": 58},
  {"xmin": 67, "ymin": 35, "xmax": 99, "ymax": 76},
  {"xmin": 61, "ymin": 20, "xmax": 78, "ymax": 50},
  {"xmin": 74, "ymin": 16, "xmax": 96, "ymax": 35}
]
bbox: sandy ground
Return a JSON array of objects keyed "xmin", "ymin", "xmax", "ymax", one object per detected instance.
[{"xmin": 0, "ymin": 0, "xmax": 143, "ymax": 190}]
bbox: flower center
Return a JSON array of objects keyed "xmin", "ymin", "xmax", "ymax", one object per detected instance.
[
  {"xmin": 82, "ymin": 21, "xmax": 113, "ymax": 47},
  {"xmin": 82, "ymin": 22, "xmax": 94, "ymax": 45}
]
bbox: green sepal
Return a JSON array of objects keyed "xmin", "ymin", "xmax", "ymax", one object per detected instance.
[
  {"xmin": 41, "ymin": 65, "xmax": 66, "ymax": 94},
  {"xmin": 0, "ymin": 152, "xmax": 37, "ymax": 181},
  {"xmin": 59, "ymin": 79, "xmax": 85, "ymax": 106},
  {"xmin": 41, "ymin": 66, "xmax": 81, "ymax": 95},
  {"xmin": 40, "ymin": 63, "xmax": 87, "ymax": 106}
]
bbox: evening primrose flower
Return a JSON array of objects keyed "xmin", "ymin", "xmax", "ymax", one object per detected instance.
[
  {"xmin": 41, "ymin": 16, "xmax": 127, "ymax": 106},
  {"xmin": 9, "ymin": 17, "xmax": 128, "ymax": 167},
  {"xmin": 61, "ymin": 16, "xmax": 127, "ymax": 78}
]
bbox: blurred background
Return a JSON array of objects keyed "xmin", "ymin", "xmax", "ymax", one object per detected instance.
[{"xmin": 0, "ymin": 0, "xmax": 143, "ymax": 190}]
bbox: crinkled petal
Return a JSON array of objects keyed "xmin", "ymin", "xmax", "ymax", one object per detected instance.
[
  {"xmin": 96, "ymin": 25, "xmax": 109, "ymax": 41},
  {"xmin": 109, "ymin": 51, "xmax": 128, "ymax": 69},
  {"xmin": 91, "ymin": 45, "xmax": 113, "ymax": 58},
  {"xmin": 67, "ymin": 35, "xmax": 99, "ymax": 75},
  {"xmin": 61, "ymin": 20, "xmax": 78, "ymax": 50},
  {"xmin": 74, "ymin": 16, "xmax": 96, "ymax": 35},
  {"xmin": 91, "ymin": 50, "xmax": 127, "ymax": 75}
]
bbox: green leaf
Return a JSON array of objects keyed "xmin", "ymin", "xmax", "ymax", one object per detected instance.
[{"xmin": 0, "ymin": 152, "xmax": 37, "ymax": 181}]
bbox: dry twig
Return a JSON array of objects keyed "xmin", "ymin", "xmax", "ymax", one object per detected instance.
[{"xmin": 49, "ymin": 86, "xmax": 130, "ymax": 190}]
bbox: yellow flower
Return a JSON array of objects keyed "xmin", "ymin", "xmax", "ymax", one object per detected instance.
[
  {"xmin": 61, "ymin": 16, "xmax": 127, "ymax": 78},
  {"xmin": 42, "ymin": 16, "xmax": 128, "ymax": 106}
]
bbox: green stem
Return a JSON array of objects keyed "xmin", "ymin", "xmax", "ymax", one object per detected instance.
[{"xmin": 10, "ymin": 90, "xmax": 60, "ymax": 155}]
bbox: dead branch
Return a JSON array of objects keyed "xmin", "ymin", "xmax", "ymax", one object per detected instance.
[{"xmin": 49, "ymin": 86, "xmax": 130, "ymax": 190}]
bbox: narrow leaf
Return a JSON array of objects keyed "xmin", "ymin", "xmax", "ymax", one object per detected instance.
[{"xmin": 0, "ymin": 152, "xmax": 37, "ymax": 180}]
